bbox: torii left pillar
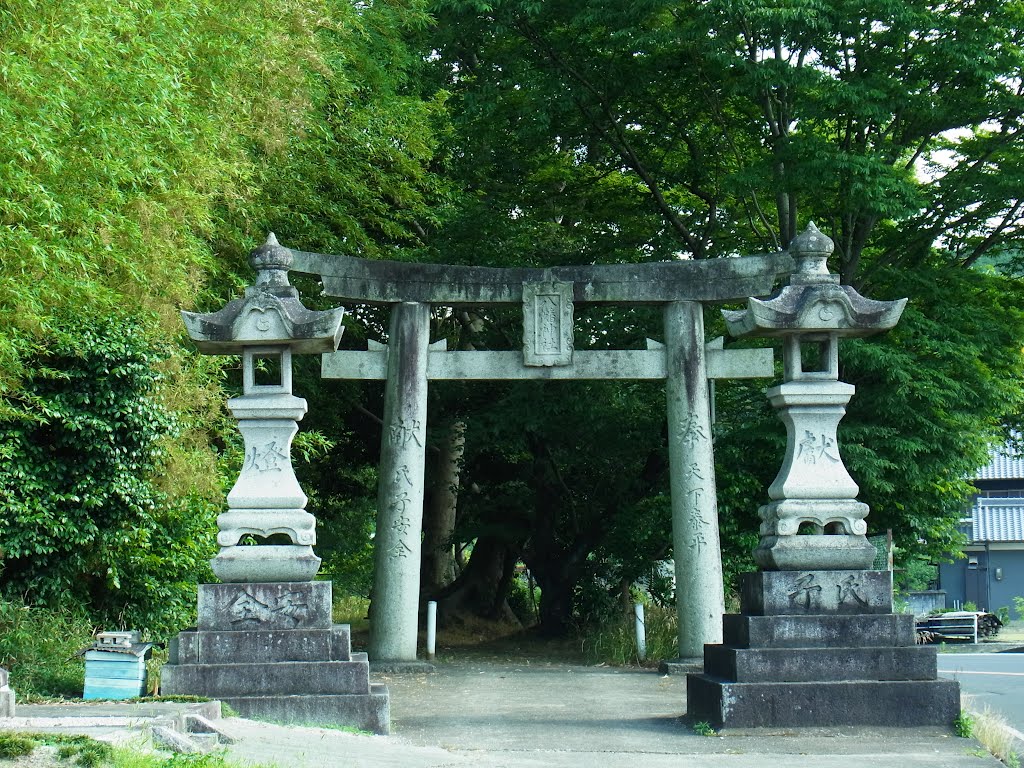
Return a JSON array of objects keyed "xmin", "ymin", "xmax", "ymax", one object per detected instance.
[{"xmin": 370, "ymin": 302, "xmax": 431, "ymax": 663}]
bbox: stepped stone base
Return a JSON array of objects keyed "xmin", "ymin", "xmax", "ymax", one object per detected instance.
[
  {"xmin": 175, "ymin": 626, "xmax": 352, "ymax": 665},
  {"xmin": 657, "ymin": 657, "xmax": 703, "ymax": 676},
  {"xmin": 703, "ymin": 644, "xmax": 937, "ymax": 682},
  {"xmin": 722, "ymin": 612, "xmax": 916, "ymax": 648},
  {"xmin": 687, "ymin": 570, "xmax": 959, "ymax": 731},
  {"xmin": 163, "ymin": 582, "xmax": 389, "ymax": 734}
]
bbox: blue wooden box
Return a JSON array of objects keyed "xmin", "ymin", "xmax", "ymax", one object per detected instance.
[{"xmin": 83, "ymin": 632, "xmax": 151, "ymax": 700}]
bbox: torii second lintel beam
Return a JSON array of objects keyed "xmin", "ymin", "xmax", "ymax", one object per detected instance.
[{"xmin": 322, "ymin": 343, "xmax": 773, "ymax": 381}]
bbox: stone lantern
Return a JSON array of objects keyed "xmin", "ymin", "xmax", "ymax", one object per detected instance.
[
  {"xmin": 180, "ymin": 233, "xmax": 344, "ymax": 582},
  {"xmin": 162, "ymin": 234, "xmax": 389, "ymax": 733},
  {"xmin": 686, "ymin": 223, "xmax": 959, "ymax": 730},
  {"xmin": 722, "ymin": 222, "xmax": 905, "ymax": 571}
]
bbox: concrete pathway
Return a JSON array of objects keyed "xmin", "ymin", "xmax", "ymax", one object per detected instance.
[
  {"xmin": 3, "ymin": 661, "xmax": 1005, "ymax": 767},
  {"xmin": 221, "ymin": 660, "xmax": 999, "ymax": 768}
]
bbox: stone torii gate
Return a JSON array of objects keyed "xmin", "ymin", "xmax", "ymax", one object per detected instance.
[{"xmin": 286, "ymin": 246, "xmax": 793, "ymax": 663}]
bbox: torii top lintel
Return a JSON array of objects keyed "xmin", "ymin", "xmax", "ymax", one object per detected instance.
[{"xmin": 289, "ymin": 247, "xmax": 795, "ymax": 306}]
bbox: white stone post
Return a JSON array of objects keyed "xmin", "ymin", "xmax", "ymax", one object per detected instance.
[
  {"xmin": 634, "ymin": 603, "xmax": 646, "ymax": 662},
  {"xmin": 426, "ymin": 600, "xmax": 437, "ymax": 661},
  {"xmin": 370, "ymin": 302, "xmax": 431, "ymax": 662},
  {"xmin": 665, "ymin": 301, "xmax": 725, "ymax": 659},
  {"xmin": 0, "ymin": 668, "xmax": 14, "ymax": 717}
]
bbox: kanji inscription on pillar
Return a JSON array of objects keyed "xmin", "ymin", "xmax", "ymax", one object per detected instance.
[{"xmin": 390, "ymin": 419, "xmax": 423, "ymax": 448}]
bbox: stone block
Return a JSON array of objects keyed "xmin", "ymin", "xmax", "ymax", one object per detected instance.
[
  {"xmin": 177, "ymin": 625, "xmax": 351, "ymax": 665},
  {"xmin": 161, "ymin": 660, "xmax": 368, "ymax": 698},
  {"xmin": 656, "ymin": 658, "xmax": 704, "ymax": 676},
  {"xmin": 151, "ymin": 725, "xmax": 203, "ymax": 754},
  {"xmin": 753, "ymin": 531, "xmax": 877, "ymax": 571},
  {"xmin": 0, "ymin": 667, "xmax": 7, "ymax": 687},
  {"xmin": 741, "ymin": 570, "xmax": 892, "ymax": 616},
  {"xmin": 722, "ymin": 613, "xmax": 916, "ymax": 649},
  {"xmin": 197, "ymin": 582, "xmax": 332, "ymax": 631},
  {"xmin": 184, "ymin": 713, "xmax": 237, "ymax": 744},
  {"xmin": 703, "ymin": 644, "xmax": 936, "ymax": 683},
  {"xmin": 369, "ymin": 660, "xmax": 436, "ymax": 674},
  {"xmin": 223, "ymin": 684, "xmax": 390, "ymax": 735},
  {"xmin": 174, "ymin": 633, "xmax": 196, "ymax": 665},
  {"xmin": 686, "ymin": 675, "xmax": 960, "ymax": 729},
  {"xmin": 0, "ymin": 681, "xmax": 13, "ymax": 718},
  {"xmin": 332, "ymin": 627, "xmax": 353, "ymax": 661},
  {"xmin": 211, "ymin": 547, "xmax": 322, "ymax": 586}
]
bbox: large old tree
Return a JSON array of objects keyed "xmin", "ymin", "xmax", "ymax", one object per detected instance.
[{"xmin": 408, "ymin": 0, "xmax": 1024, "ymax": 633}]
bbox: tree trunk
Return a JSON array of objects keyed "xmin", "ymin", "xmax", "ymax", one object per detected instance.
[
  {"xmin": 421, "ymin": 421, "xmax": 465, "ymax": 595},
  {"xmin": 522, "ymin": 431, "xmax": 602, "ymax": 637},
  {"xmin": 526, "ymin": 539, "xmax": 594, "ymax": 637},
  {"xmin": 534, "ymin": 569, "xmax": 576, "ymax": 637},
  {"xmin": 433, "ymin": 534, "xmax": 522, "ymax": 626}
]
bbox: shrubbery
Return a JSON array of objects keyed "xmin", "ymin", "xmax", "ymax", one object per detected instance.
[
  {"xmin": 0, "ymin": 596, "xmax": 92, "ymax": 700},
  {"xmin": 0, "ymin": 317, "xmax": 218, "ymax": 637}
]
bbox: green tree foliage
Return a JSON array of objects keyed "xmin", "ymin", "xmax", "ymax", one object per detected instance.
[
  {"xmin": 420, "ymin": 0, "xmax": 1024, "ymax": 630},
  {"xmin": 0, "ymin": 0, "xmax": 442, "ymax": 634},
  {"xmin": 427, "ymin": 0, "xmax": 1024, "ymax": 270}
]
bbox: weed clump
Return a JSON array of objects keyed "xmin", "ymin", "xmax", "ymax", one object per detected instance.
[{"xmin": 0, "ymin": 733, "xmax": 37, "ymax": 758}]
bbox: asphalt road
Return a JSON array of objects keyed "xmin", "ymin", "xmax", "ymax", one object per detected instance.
[{"xmin": 938, "ymin": 651, "xmax": 1024, "ymax": 740}]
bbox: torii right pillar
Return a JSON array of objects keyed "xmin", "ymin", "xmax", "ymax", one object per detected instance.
[{"xmin": 687, "ymin": 223, "xmax": 961, "ymax": 729}]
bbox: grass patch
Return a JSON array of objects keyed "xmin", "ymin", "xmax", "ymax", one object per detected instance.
[
  {"xmin": 333, "ymin": 595, "xmax": 370, "ymax": 633},
  {"xmin": 954, "ymin": 710, "xmax": 974, "ymax": 738},
  {"xmin": 962, "ymin": 698, "xmax": 1021, "ymax": 767},
  {"xmin": 692, "ymin": 720, "xmax": 716, "ymax": 737},
  {"xmin": 0, "ymin": 734, "xmax": 272, "ymax": 768},
  {"xmin": 109, "ymin": 749, "xmax": 260, "ymax": 768},
  {"xmin": 0, "ymin": 733, "xmax": 112, "ymax": 767},
  {"xmin": 0, "ymin": 733, "xmax": 37, "ymax": 758},
  {"xmin": 581, "ymin": 604, "xmax": 677, "ymax": 666},
  {"xmin": 122, "ymin": 695, "xmax": 213, "ymax": 704}
]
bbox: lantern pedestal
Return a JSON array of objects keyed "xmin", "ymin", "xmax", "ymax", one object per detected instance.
[
  {"xmin": 686, "ymin": 571, "xmax": 959, "ymax": 729},
  {"xmin": 163, "ymin": 582, "xmax": 389, "ymax": 734}
]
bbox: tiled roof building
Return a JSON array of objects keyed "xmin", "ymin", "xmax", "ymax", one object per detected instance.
[{"xmin": 937, "ymin": 442, "xmax": 1024, "ymax": 616}]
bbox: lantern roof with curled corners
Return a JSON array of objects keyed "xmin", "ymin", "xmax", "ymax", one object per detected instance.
[
  {"xmin": 722, "ymin": 222, "xmax": 906, "ymax": 338},
  {"xmin": 182, "ymin": 233, "xmax": 345, "ymax": 355}
]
